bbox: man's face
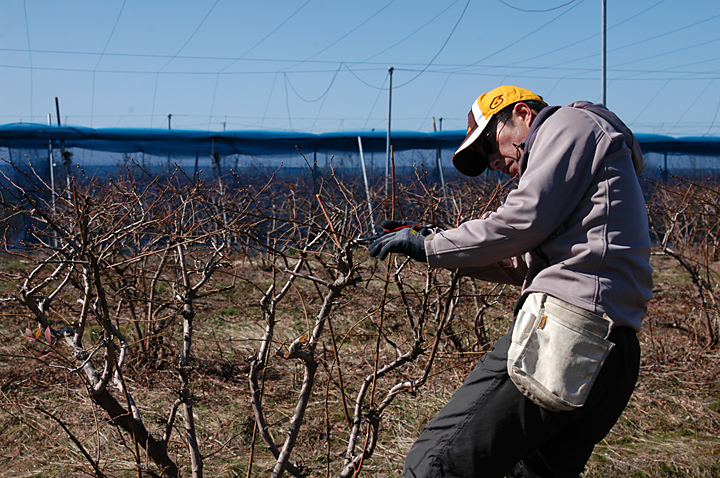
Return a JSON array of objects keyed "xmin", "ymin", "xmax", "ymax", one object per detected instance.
[{"xmin": 471, "ymin": 104, "xmax": 533, "ymax": 178}]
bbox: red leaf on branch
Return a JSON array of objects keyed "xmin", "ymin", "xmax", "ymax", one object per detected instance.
[
  {"xmin": 44, "ymin": 327, "xmax": 53, "ymax": 345},
  {"xmin": 25, "ymin": 328, "xmax": 37, "ymax": 342}
]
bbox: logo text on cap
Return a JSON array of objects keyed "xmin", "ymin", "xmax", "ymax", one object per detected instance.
[{"xmin": 490, "ymin": 95, "xmax": 504, "ymax": 111}]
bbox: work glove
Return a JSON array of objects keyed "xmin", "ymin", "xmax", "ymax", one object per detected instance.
[
  {"xmin": 355, "ymin": 219, "xmax": 429, "ymax": 245},
  {"xmin": 368, "ymin": 226, "xmax": 428, "ymax": 262}
]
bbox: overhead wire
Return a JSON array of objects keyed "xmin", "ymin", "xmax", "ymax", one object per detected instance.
[
  {"xmin": 360, "ymin": 0, "xmax": 462, "ymax": 64},
  {"xmin": 22, "ymin": 0, "xmax": 33, "ymax": 122},
  {"xmin": 157, "ymin": 0, "xmax": 220, "ymax": 73},
  {"xmin": 419, "ymin": 73, "xmax": 454, "ymax": 130},
  {"xmin": 377, "ymin": 0, "xmax": 583, "ymax": 105},
  {"xmin": 310, "ymin": 93, "xmax": 329, "ymax": 132},
  {"xmin": 92, "ymin": 0, "xmax": 127, "ymax": 71},
  {"xmin": 539, "ymin": 11, "xmax": 720, "ymax": 71},
  {"xmin": 606, "ymin": 12, "xmax": 720, "ymax": 58},
  {"xmin": 502, "ymin": 0, "xmax": 666, "ymax": 68},
  {"xmin": 513, "ymin": 7, "xmax": 720, "ymax": 126},
  {"xmin": 207, "ymin": 75, "xmax": 222, "ymax": 131},
  {"xmin": 669, "ymin": 78, "xmax": 716, "ymax": 135},
  {"xmin": 5, "ymin": 57, "xmax": 717, "ymax": 83},
  {"xmin": 630, "ymin": 79, "xmax": 670, "ymax": 126},
  {"xmin": 612, "ymin": 37, "xmax": 720, "ymax": 74},
  {"xmin": 362, "ymin": 73, "xmax": 389, "ymax": 131},
  {"xmin": 310, "ymin": 69, "xmax": 341, "ymax": 132},
  {"xmin": 150, "ymin": 0, "xmax": 220, "ymax": 127},
  {"xmin": 288, "ymin": 0, "xmax": 398, "ymax": 68},
  {"xmin": 288, "ymin": 64, "xmax": 345, "ymax": 131},
  {"xmin": 544, "ymin": 78, "xmax": 564, "ymax": 99},
  {"xmin": 491, "ymin": 3, "xmax": 720, "ymax": 114},
  {"xmin": 207, "ymin": 0, "xmax": 313, "ymax": 130},
  {"xmin": 261, "ymin": 72, "xmax": 280, "ymax": 129},
  {"xmin": 284, "ymin": 72, "xmax": 294, "ymax": 131},
  {"xmin": 0, "ymin": 46, "xmax": 376, "ymax": 64},
  {"xmin": 485, "ymin": 0, "xmax": 670, "ymax": 96},
  {"xmin": 459, "ymin": 0, "xmax": 586, "ymax": 70},
  {"xmin": 91, "ymin": 0, "xmax": 127, "ymax": 127},
  {"xmin": 279, "ymin": 0, "xmax": 399, "ymax": 127},
  {"xmin": 6, "ymin": 2, "xmax": 720, "ymax": 134},
  {"xmin": 24, "ymin": 31, "xmax": 720, "ymax": 80},
  {"xmin": 705, "ymin": 93, "xmax": 720, "ymax": 136},
  {"xmin": 393, "ymin": 0, "xmax": 470, "ymax": 89},
  {"xmin": 219, "ymin": 0, "xmax": 312, "ymax": 73},
  {"xmin": 149, "ymin": 72, "xmax": 162, "ymax": 128},
  {"xmin": 0, "ymin": 60, "xmax": 574, "ymax": 76},
  {"xmin": 284, "ymin": 63, "xmax": 343, "ymax": 103},
  {"xmin": 342, "ymin": 63, "xmax": 388, "ymax": 90},
  {"xmin": 497, "ymin": 0, "xmax": 580, "ymax": 13},
  {"xmin": 272, "ymin": 0, "xmax": 476, "ymax": 130},
  {"xmin": 0, "ymin": 52, "xmax": 516, "ymax": 73}
]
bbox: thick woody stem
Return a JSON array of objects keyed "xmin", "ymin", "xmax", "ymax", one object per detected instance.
[
  {"xmin": 176, "ymin": 238, "xmax": 204, "ymax": 478},
  {"xmin": 249, "ymin": 235, "xmax": 325, "ymax": 477},
  {"xmin": 271, "ymin": 277, "xmax": 345, "ymax": 478}
]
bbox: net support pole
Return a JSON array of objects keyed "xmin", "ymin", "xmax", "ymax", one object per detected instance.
[
  {"xmin": 167, "ymin": 114, "xmax": 172, "ymax": 173},
  {"xmin": 384, "ymin": 66, "xmax": 393, "ymax": 199},
  {"xmin": 55, "ymin": 97, "xmax": 71, "ymax": 200},
  {"xmin": 47, "ymin": 114, "xmax": 58, "ymax": 248},
  {"xmin": 211, "ymin": 138, "xmax": 229, "ymax": 229},
  {"xmin": 432, "ymin": 117, "xmax": 446, "ymax": 195},
  {"xmin": 601, "ymin": 0, "xmax": 607, "ymax": 105},
  {"xmin": 357, "ymin": 136, "xmax": 376, "ymax": 234},
  {"xmin": 47, "ymin": 114, "xmax": 56, "ymax": 214}
]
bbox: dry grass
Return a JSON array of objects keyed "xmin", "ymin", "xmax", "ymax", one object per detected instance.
[
  {"xmin": 581, "ymin": 253, "xmax": 720, "ymax": 478},
  {"xmin": 1, "ymin": 252, "xmax": 719, "ymax": 477}
]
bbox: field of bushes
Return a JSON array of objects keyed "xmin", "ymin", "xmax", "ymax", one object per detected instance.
[{"xmin": 0, "ymin": 158, "xmax": 718, "ymax": 477}]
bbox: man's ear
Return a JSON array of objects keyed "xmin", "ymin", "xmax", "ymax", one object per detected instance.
[{"xmin": 512, "ymin": 102, "xmax": 534, "ymax": 128}]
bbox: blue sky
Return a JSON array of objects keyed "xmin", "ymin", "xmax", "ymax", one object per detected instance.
[{"xmin": 2, "ymin": 0, "xmax": 719, "ymax": 137}]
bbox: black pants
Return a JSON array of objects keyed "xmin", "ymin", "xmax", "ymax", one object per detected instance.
[{"xmin": 404, "ymin": 325, "xmax": 640, "ymax": 478}]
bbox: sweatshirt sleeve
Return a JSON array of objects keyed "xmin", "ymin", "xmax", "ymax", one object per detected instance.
[
  {"xmin": 425, "ymin": 109, "xmax": 608, "ymax": 270},
  {"xmin": 456, "ymin": 255, "xmax": 528, "ymax": 286}
]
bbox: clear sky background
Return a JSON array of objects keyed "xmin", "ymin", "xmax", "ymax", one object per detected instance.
[{"xmin": 2, "ymin": 0, "xmax": 719, "ymax": 137}]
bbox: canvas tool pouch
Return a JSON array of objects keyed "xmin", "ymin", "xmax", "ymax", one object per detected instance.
[{"xmin": 507, "ymin": 293, "xmax": 615, "ymax": 412}]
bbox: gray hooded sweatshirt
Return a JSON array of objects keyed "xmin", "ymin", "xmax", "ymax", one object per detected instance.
[{"xmin": 425, "ymin": 102, "xmax": 653, "ymax": 331}]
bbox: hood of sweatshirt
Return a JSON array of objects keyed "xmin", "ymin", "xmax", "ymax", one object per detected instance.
[{"xmin": 521, "ymin": 101, "xmax": 644, "ymax": 175}]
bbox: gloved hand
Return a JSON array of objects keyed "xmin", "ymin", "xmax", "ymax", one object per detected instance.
[
  {"xmin": 368, "ymin": 227, "xmax": 428, "ymax": 262},
  {"xmin": 356, "ymin": 219, "xmax": 429, "ymax": 245}
]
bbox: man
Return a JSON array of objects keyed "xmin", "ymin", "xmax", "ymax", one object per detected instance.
[{"xmin": 369, "ymin": 85, "xmax": 653, "ymax": 477}]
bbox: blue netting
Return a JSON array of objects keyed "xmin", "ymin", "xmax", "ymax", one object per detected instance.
[
  {"xmin": 0, "ymin": 123, "xmax": 464, "ymax": 157},
  {"xmin": 4, "ymin": 123, "xmax": 719, "ymax": 158}
]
